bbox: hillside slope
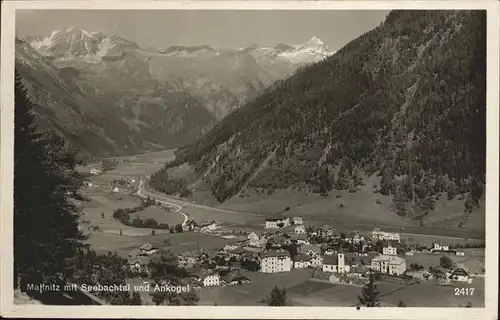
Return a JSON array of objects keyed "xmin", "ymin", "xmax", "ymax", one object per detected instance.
[
  {"xmin": 15, "ymin": 38, "xmax": 216, "ymax": 159},
  {"xmin": 150, "ymin": 10, "xmax": 486, "ymax": 230}
]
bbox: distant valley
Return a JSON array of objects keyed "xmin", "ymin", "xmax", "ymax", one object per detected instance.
[{"xmin": 16, "ymin": 28, "xmax": 333, "ymax": 158}]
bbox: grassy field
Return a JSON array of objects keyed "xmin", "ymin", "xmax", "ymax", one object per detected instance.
[
  {"xmin": 131, "ymin": 205, "xmax": 185, "ymax": 227},
  {"xmin": 400, "ymin": 233, "xmax": 485, "ymax": 247},
  {"xmin": 380, "ymin": 278, "xmax": 485, "ymax": 307},
  {"xmin": 198, "ymin": 269, "xmax": 313, "ymax": 306},
  {"xmin": 218, "ymin": 173, "xmax": 485, "ymax": 235}
]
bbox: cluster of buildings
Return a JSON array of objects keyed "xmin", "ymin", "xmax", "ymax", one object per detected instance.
[
  {"xmin": 126, "ymin": 214, "xmax": 475, "ymax": 289},
  {"xmin": 127, "ymin": 242, "xmax": 161, "ymax": 274}
]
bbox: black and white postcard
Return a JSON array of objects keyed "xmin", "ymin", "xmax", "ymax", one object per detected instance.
[{"xmin": 1, "ymin": 1, "xmax": 498, "ymax": 319}]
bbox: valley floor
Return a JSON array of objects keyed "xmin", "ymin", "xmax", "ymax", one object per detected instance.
[{"xmin": 74, "ymin": 149, "xmax": 486, "ymax": 307}]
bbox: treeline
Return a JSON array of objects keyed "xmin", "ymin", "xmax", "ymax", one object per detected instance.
[
  {"xmin": 155, "ymin": 10, "xmax": 486, "ymax": 219},
  {"xmin": 13, "ymin": 70, "xmax": 142, "ymax": 305},
  {"xmin": 148, "ymin": 168, "xmax": 192, "ymax": 198},
  {"xmin": 148, "ymin": 251, "xmax": 199, "ymax": 305},
  {"xmin": 112, "ymin": 196, "xmax": 170, "ymax": 230},
  {"xmin": 72, "ymin": 248, "xmax": 142, "ymax": 305}
]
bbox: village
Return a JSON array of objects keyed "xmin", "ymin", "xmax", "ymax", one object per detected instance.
[
  {"xmin": 80, "ymin": 164, "xmax": 485, "ymax": 306},
  {"xmin": 125, "ymin": 211, "xmax": 484, "ymax": 305}
]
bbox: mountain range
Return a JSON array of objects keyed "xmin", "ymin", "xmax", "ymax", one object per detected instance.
[
  {"xmin": 16, "ymin": 28, "xmax": 333, "ymax": 158},
  {"xmin": 150, "ymin": 10, "xmax": 486, "ymax": 231}
]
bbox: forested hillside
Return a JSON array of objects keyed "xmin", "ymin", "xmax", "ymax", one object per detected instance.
[{"xmin": 150, "ymin": 10, "xmax": 486, "ymax": 223}]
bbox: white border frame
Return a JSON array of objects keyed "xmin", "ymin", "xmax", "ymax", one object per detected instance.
[{"xmin": 1, "ymin": 1, "xmax": 498, "ymax": 319}]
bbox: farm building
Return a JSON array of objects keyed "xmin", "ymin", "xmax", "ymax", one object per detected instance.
[
  {"xmin": 293, "ymin": 255, "xmax": 312, "ymax": 269},
  {"xmin": 432, "ymin": 242, "xmax": 450, "ymax": 252},
  {"xmin": 178, "ymin": 252, "xmax": 198, "ymax": 267},
  {"xmin": 370, "ymin": 255, "xmax": 406, "ymax": 275},
  {"xmin": 372, "ymin": 228, "xmax": 400, "ymax": 242},
  {"xmin": 294, "ymin": 225, "xmax": 306, "ymax": 234},
  {"xmin": 188, "ymin": 268, "xmax": 220, "ymax": 287},
  {"xmin": 90, "ymin": 168, "xmax": 102, "ymax": 176},
  {"xmin": 428, "ymin": 265, "xmax": 449, "ymax": 279},
  {"xmin": 290, "ymin": 234, "xmax": 309, "ymax": 245},
  {"xmin": 247, "ymin": 232, "xmax": 266, "ymax": 248},
  {"xmin": 224, "ymin": 242, "xmax": 239, "ymax": 252},
  {"xmin": 265, "ymin": 217, "xmax": 291, "ymax": 229},
  {"xmin": 139, "ymin": 242, "xmax": 159, "ymax": 255},
  {"xmin": 220, "ymin": 269, "xmax": 251, "ymax": 285},
  {"xmin": 345, "ymin": 234, "xmax": 365, "ymax": 244},
  {"xmin": 128, "ymin": 255, "xmax": 150, "ymax": 275},
  {"xmin": 317, "ymin": 225, "xmax": 335, "ymax": 238},
  {"xmin": 292, "ymin": 217, "xmax": 303, "ymax": 225},
  {"xmin": 449, "ymin": 268, "xmax": 472, "ymax": 283},
  {"xmin": 350, "ymin": 265, "xmax": 368, "ymax": 278},
  {"xmin": 260, "ymin": 250, "xmax": 292, "ymax": 273},
  {"xmin": 266, "ymin": 234, "xmax": 288, "ymax": 248},
  {"xmin": 382, "ymin": 245, "xmax": 397, "ymax": 256},
  {"xmin": 324, "ymin": 248, "xmax": 336, "ymax": 256}
]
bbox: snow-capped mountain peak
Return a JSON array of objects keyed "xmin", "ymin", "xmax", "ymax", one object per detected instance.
[
  {"xmin": 28, "ymin": 28, "xmax": 140, "ymax": 61},
  {"xmin": 296, "ymin": 36, "xmax": 331, "ymax": 55}
]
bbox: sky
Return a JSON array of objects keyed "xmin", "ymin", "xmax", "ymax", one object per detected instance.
[{"xmin": 16, "ymin": 10, "xmax": 389, "ymax": 51}]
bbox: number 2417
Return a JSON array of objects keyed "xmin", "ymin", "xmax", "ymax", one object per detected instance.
[{"xmin": 455, "ymin": 288, "xmax": 474, "ymax": 295}]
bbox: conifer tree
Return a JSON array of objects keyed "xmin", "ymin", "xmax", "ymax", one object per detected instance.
[
  {"xmin": 14, "ymin": 70, "xmax": 85, "ymax": 291},
  {"xmin": 358, "ymin": 272, "xmax": 380, "ymax": 307},
  {"xmin": 261, "ymin": 286, "xmax": 288, "ymax": 306}
]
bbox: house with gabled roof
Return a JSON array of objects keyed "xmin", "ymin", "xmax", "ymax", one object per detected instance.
[
  {"xmin": 187, "ymin": 267, "xmax": 220, "ymax": 287},
  {"xmin": 449, "ymin": 267, "xmax": 472, "ymax": 283},
  {"xmin": 294, "ymin": 255, "xmax": 312, "ymax": 269},
  {"xmin": 260, "ymin": 250, "xmax": 292, "ymax": 273},
  {"xmin": 290, "ymin": 234, "xmax": 309, "ymax": 245},
  {"xmin": 219, "ymin": 269, "xmax": 251, "ymax": 285},
  {"xmin": 139, "ymin": 242, "xmax": 159, "ymax": 255}
]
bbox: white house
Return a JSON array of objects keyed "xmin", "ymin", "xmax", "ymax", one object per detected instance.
[
  {"xmin": 128, "ymin": 257, "xmax": 149, "ymax": 275},
  {"xmin": 265, "ymin": 217, "xmax": 291, "ymax": 229},
  {"xmin": 370, "ymin": 255, "xmax": 406, "ymax": 275},
  {"xmin": 112, "ymin": 187, "xmax": 119, "ymax": 193},
  {"xmin": 294, "ymin": 225, "xmax": 306, "ymax": 234},
  {"xmin": 248, "ymin": 232, "xmax": 266, "ymax": 248},
  {"xmin": 449, "ymin": 268, "xmax": 472, "ymax": 283},
  {"xmin": 201, "ymin": 273, "xmax": 220, "ymax": 287},
  {"xmin": 90, "ymin": 168, "xmax": 102, "ymax": 176},
  {"xmin": 456, "ymin": 251, "xmax": 465, "ymax": 256},
  {"xmin": 317, "ymin": 225, "xmax": 335, "ymax": 238},
  {"xmin": 139, "ymin": 242, "xmax": 159, "ymax": 255},
  {"xmin": 346, "ymin": 234, "xmax": 365, "ymax": 244},
  {"xmin": 292, "ymin": 217, "xmax": 303, "ymax": 225},
  {"xmin": 200, "ymin": 221, "xmax": 218, "ymax": 233},
  {"xmin": 260, "ymin": 250, "xmax": 292, "ymax": 273},
  {"xmin": 293, "ymin": 255, "xmax": 312, "ymax": 269},
  {"xmin": 178, "ymin": 252, "xmax": 198, "ymax": 267},
  {"xmin": 299, "ymin": 244, "xmax": 322, "ymax": 267},
  {"xmin": 290, "ymin": 234, "xmax": 309, "ymax": 245},
  {"xmin": 372, "ymin": 228, "xmax": 400, "ymax": 242},
  {"xmin": 433, "ymin": 243, "xmax": 450, "ymax": 251},
  {"xmin": 324, "ymin": 248, "xmax": 335, "ymax": 256},
  {"xmin": 224, "ymin": 243, "xmax": 239, "ymax": 252},
  {"xmin": 383, "ymin": 245, "xmax": 398, "ymax": 256},
  {"xmin": 322, "ymin": 253, "xmax": 350, "ymax": 273}
]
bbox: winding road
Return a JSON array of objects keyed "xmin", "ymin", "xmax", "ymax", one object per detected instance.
[{"xmin": 136, "ymin": 179, "xmax": 189, "ymax": 227}]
